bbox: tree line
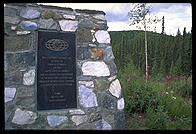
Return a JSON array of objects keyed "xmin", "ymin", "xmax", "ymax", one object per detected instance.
[{"xmin": 109, "ymin": 28, "xmax": 192, "ymax": 77}]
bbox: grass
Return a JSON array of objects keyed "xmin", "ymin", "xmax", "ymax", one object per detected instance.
[{"xmin": 118, "ymin": 62, "xmax": 192, "ymax": 130}]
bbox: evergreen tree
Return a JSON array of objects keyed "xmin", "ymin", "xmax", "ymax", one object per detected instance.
[
  {"xmin": 177, "ymin": 28, "xmax": 181, "ymax": 36},
  {"xmin": 161, "ymin": 16, "xmax": 165, "ymax": 34}
]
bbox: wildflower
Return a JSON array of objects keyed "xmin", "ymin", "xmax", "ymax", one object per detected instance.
[
  {"xmin": 152, "ymin": 98, "xmax": 155, "ymax": 103},
  {"xmin": 136, "ymin": 115, "xmax": 142, "ymax": 121},
  {"xmin": 166, "ymin": 92, "xmax": 169, "ymax": 94},
  {"xmin": 132, "ymin": 72, "xmax": 136, "ymax": 77},
  {"xmin": 148, "ymin": 75, "xmax": 152, "ymax": 79},
  {"xmin": 174, "ymin": 76, "xmax": 180, "ymax": 81},
  {"xmin": 170, "ymin": 91, "xmax": 174, "ymax": 94},
  {"xmin": 123, "ymin": 85, "xmax": 126, "ymax": 89},
  {"xmin": 164, "ymin": 80, "xmax": 168, "ymax": 85},
  {"xmin": 172, "ymin": 96, "xmax": 176, "ymax": 99},
  {"xmin": 166, "ymin": 75, "xmax": 171, "ymax": 80},
  {"xmin": 147, "ymin": 65, "xmax": 150, "ymax": 70},
  {"xmin": 161, "ymin": 88, "xmax": 166, "ymax": 94},
  {"xmin": 127, "ymin": 77, "xmax": 131, "ymax": 83}
]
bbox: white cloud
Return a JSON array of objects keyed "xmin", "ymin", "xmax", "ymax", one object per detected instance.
[{"xmin": 37, "ymin": 3, "xmax": 192, "ymax": 35}]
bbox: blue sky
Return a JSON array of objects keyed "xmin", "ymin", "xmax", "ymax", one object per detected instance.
[{"xmin": 38, "ymin": 3, "xmax": 192, "ymax": 36}]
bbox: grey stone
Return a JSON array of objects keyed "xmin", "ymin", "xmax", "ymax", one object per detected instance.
[
  {"xmin": 76, "ymin": 28, "xmax": 93, "ymax": 44},
  {"xmin": 5, "ymin": 87, "xmax": 16, "ymax": 103},
  {"xmin": 82, "ymin": 61, "xmax": 110, "ymax": 77},
  {"xmin": 16, "ymin": 31, "xmax": 31, "ymax": 35},
  {"xmin": 71, "ymin": 115, "xmax": 88, "ymax": 126},
  {"xmin": 47, "ymin": 115, "xmax": 68, "ymax": 127},
  {"xmin": 95, "ymin": 30, "xmax": 110, "ymax": 44},
  {"xmin": 20, "ymin": 8, "xmax": 40, "ymax": 19},
  {"xmin": 78, "ymin": 85, "xmax": 98, "ymax": 108},
  {"xmin": 4, "ymin": 56, "xmax": 7, "ymax": 72},
  {"xmin": 117, "ymin": 98, "xmax": 124, "ymax": 110},
  {"xmin": 78, "ymin": 17, "xmax": 94, "ymax": 29},
  {"xmin": 5, "ymin": 71, "xmax": 23, "ymax": 86},
  {"xmin": 23, "ymin": 69, "xmax": 35, "ymax": 85},
  {"xmin": 69, "ymin": 109, "xmax": 85, "ymax": 115},
  {"xmin": 11, "ymin": 26, "xmax": 17, "ymax": 30},
  {"xmin": 108, "ymin": 79, "xmax": 121, "ymax": 98},
  {"xmin": 94, "ymin": 78, "xmax": 110, "ymax": 91},
  {"xmin": 39, "ymin": 18, "xmax": 57, "ymax": 29},
  {"xmin": 4, "ymin": 7, "xmax": 18, "ymax": 17},
  {"xmin": 5, "ymin": 52, "xmax": 35, "ymax": 72},
  {"xmin": 12, "ymin": 108, "xmax": 37, "ymax": 125},
  {"xmin": 104, "ymin": 46, "xmax": 115, "ymax": 63},
  {"xmin": 21, "ymin": 21, "xmax": 38, "ymax": 31},
  {"xmin": 107, "ymin": 60, "xmax": 118, "ymax": 76},
  {"xmin": 98, "ymin": 92, "xmax": 116, "ymax": 110},
  {"xmin": 4, "ymin": 35, "xmax": 31, "ymax": 52},
  {"xmin": 4, "ymin": 16, "xmax": 20, "ymax": 24},
  {"xmin": 77, "ymin": 46, "xmax": 89, "ymax": 60},
  {"xmin": 114, "ymin": 111, "xmax": 125, "ymax": 130},
  {"xmin": 15, "ymin": 97, "xmax": 35, "ymax": 110},
  {"xmin": 59, "ymin": 20, "xmax": 78, "ymax": 31},
  {"xmin": 96, "ymin": 119, "xmax": 112, "ymax": 130},
  {"xmin": 4, "ymin": 23, "xmax": 17, "ymax": 36},
  {"xmin": 63, "ymin": 14, "xmax": 75, "ymax": 19}
]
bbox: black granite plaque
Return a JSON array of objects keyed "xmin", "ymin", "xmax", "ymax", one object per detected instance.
[{"xmin": 37, "ymin": 31, "xmax": 76, "ymax": 110}]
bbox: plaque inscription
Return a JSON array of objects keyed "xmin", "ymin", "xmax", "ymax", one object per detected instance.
[{"xmin": 37, "ymin": 31, "xmax": 76, "ymax": 110}]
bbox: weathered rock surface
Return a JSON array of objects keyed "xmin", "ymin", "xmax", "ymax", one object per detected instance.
[
  {"xmin": 108, "ymin": 79, "xmax": 121, "ymax": 98},
  {"xmin": 5, "ymin": 87, "xmax": 16, "ymax": 103},
  {"xmin": 95, "ymin": 30, "xmax": 110, "ymax": 44},
  {"xmin": 117, "ymin": 98, "xmax": 124, "ymax": 110},
  {"xmin": 71, "ymin": 115, "xmax": 88, "ymax": 126},
  {"xmin": 12, "ymin": 108, "xmax": 37, "ymax": 125},
  {"xmin": 69, "ymin": 109, "xmax": 85, "ymax": 115},
  {"xmin": 47, "ymin": 115, "xmax": 68, "ymax": 127},
  {"xmin": 82, "ymin": 61, "xmax": 110, "ymax": 77},
  {"xmin": 23, "ymin": 69, "xmax": 35, "ymax": 85},
  {"xmin": 59, "ymin": 20, "xmax": 78, "ymax": 31},
  {"xmin": 79, "ymin": 85, "xmax": 98, "ymax": 108},
  {"xmin": 20, "ymin": 8, "xmax": 40, "ymax": 19}
]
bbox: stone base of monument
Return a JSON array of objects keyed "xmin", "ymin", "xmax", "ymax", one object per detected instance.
[{"xmin": 4, "ymin": 3, "xmax": 125, "ymax": 130}]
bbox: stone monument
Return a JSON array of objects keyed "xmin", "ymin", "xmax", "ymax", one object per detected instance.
[{"xmin": 4, "ymin": 3, "xmax": 125, "ymax": 130}]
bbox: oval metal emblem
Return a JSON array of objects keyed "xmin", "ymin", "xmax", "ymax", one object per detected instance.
[{"xmin": 45, "ymin": 39, "xmax": 69, "ymax": 51}]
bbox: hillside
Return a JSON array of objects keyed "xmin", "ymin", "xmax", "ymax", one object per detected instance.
[{"xmin": 109, "ymin": 30, "xmax": 192, "ymax": 77}]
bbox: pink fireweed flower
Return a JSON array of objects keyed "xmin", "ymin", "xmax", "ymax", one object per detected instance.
[
  {"xmin": 152, "ymin": 98, "xmax": 155, "ymax": 103},
  {"xmin": 132, "ymin": 72, "xmax": 136, "ymax": 77},
  {"xmin": 166, "ymin": 75, "xmax": 171, "ymax": 80},
  {"xmin": 136, "ymin": 115, "xmax": 142, "ymax": 121},
  {"xmin": 174, "ymin": 76, "xmax": 180, "ymax": 81},
  {"xmin": 123, "ymin": 85, "xmax": 126, "ymax": 89},
  {"xmin": 164, "ymin": 80, "xmax": 168, "ymax": 85},
  {"xmin": 161, "ymin": 89, "xmax": 166, "ymax": 94},
  {"xmin": 148, "ymin": 75, "xmax": 152, "ymax": 79},
  {"xmin": 127, "ymin": 77, "xmax": 131, "ymax": 83},
  {"xmin": 147, "ymin": 65, "xmax": 150, "ymax": 70}
]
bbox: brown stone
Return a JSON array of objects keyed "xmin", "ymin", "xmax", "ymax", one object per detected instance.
[
  {"xmin": 90, "ymin": 48, "xmax": 104, "ymax": 60},
  {"xmin": 93, "ymin": 24, "xmax": 100, "ymax": 30},
  {"xmin": 41, "ymin": 10, "xmax": 61, "ymax": 19}
]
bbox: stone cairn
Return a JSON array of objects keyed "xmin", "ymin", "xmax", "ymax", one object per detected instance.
[{"xmin": 4, "ymin": 3, "xmax": 125, "ymax": 130}]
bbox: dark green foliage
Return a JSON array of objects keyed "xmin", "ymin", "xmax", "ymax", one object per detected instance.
[{"xmin": 109, "ymin": 29, "xmax": 192, "ymax": 77}]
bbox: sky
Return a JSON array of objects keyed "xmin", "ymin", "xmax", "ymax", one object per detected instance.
[{"xmin": 37, "ymin": 3, "xmax": 192, "ymax": 36}]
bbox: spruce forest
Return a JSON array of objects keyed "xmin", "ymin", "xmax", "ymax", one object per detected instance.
[{"xmin": 110, "ymin": 29, "xmax": 192, "ymax": 77}]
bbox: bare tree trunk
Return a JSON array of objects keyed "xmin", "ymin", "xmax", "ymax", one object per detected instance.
[{"xmin": 144, "ymin": 19, "xmax": 148, "ymax": 78}]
